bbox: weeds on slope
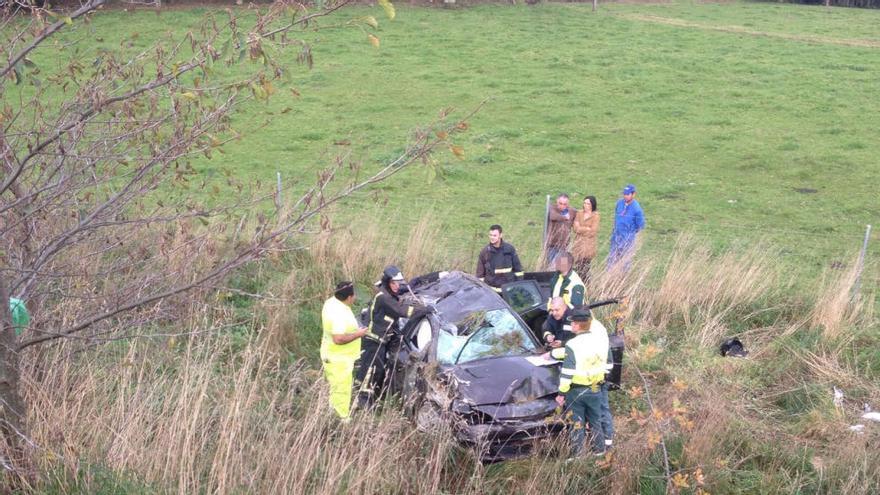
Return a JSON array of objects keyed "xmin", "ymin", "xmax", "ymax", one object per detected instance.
[{"xmin": 13, "ymin": 219, "xmax": 879, "ymax": 494}]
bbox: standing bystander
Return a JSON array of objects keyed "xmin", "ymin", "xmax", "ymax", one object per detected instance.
[
  {"xmin": 572, "ymin": 195, "xmax": 600, "ymax": 279},
  {"xmin": 545, "ymin": 194, "xmax": 575, "ymax": 267},
  {"xmin": 608, "ymin": 184, "xmax": 645, "ymax": 272},
  {"xmin": 320, "ymin": 281, "xmax": 368, "ymax": 419},
  {"xmin": 476, "ymin": 224, "xmax": 524, "ymax": 292}
]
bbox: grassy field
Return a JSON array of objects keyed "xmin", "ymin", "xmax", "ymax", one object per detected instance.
[{"xmin": 22, "ymin": 0, "xmax": 880, "ymax": 276}]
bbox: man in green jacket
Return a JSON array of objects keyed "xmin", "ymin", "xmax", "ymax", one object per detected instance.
[{"xmin": 546, "ymin": 308, "xmax": 609, "ymax": 457}]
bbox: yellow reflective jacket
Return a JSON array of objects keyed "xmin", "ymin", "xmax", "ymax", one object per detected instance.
[
  {"xmin": 550, "ymin": 325, "xmax": 609, "ymax": 393},
  {"xmin": 320, "ymin": 297, "xmax": 361, "ymax": 362}
]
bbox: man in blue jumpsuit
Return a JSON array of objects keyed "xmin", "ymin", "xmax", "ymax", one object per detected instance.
[{"xmin": 608, "ymin": 184, "xmax": 645, "ymax": 271}]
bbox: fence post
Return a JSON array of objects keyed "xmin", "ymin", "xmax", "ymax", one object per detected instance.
[
  {"xmin": 275, "ymin": 171, "xmax": 283, "ymax": 211},
  {"xmin": 852, "ymin": 224, "xmax": 871, "ymax": 302}
]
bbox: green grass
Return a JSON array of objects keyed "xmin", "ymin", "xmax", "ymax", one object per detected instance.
[{"xmin": 13, "ymin": 1, "xmax": 880, "ymax": 279}]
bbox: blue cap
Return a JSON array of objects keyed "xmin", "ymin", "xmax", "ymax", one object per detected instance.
[{"xmin": 622, "ymin": 184, "xmax": 636, "ymax": 195}]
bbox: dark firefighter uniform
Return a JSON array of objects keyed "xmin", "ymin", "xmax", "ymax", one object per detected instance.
[
  {"xmin": 476, "ymin": 241, "xmax": 524, "ymax": 291},
  {"xmin": 541, "ymin": 306, "xmax": 575, "ymax": 344},
  {"xmin": 548, "ymin": 269, "xmax": 585, "ymax": 309},
  {"xmin": 550, "ymin": 308, "xmax": 610, "ymax": 456},
  {"xmin": 354, "ymin": 267, "xmax": 426, "ymax": 409}
]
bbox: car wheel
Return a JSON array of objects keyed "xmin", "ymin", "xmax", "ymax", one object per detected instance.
[{"xmin": 415, "ymin": 400, "xmax": 442, "ymax": 432}]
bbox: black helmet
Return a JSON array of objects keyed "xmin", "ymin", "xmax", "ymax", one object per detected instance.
[{"xmin": 381, "ymin": 265, "xmax": 406, "ymax": 284}]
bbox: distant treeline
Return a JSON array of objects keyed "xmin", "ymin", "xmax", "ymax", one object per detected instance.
[{"xmin": 777, "ymin": 0, "xmax": 880, "ymax": 7}]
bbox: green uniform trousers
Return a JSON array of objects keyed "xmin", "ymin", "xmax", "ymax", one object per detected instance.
[{"xmin": 565, "ymin": 385, "xmax": 606, "ymax": 455}]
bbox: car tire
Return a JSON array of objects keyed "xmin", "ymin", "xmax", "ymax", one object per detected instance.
[{"xmin": 415, "ymin": 400, "xmax": 443, "ymax": 432}]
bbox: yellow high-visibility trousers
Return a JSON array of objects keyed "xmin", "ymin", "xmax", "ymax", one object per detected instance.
[{"xmin": 323, "ymin": 359, "xmax": 356, "ymax": 418}]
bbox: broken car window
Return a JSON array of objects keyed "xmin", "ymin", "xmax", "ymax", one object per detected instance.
[
  {"xmin": 501, "ymin": 281, "xmax": 543, "ymax": 314},
  {"xmin": 435, "ymin": 309, "xmax": 537, "ymax": 365}
]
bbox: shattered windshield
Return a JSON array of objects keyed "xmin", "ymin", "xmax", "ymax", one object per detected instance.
[{"xmin": 436, "ymin": 308, "xmax": 537, "ymax": 365}]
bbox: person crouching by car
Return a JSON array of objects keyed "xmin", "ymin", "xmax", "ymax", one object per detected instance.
[
  {"xmin": 353, "ymin": 265, "xmax": 428, "ymax": 411},
  {"xmin": 542, "ymin": 297, "xmax": 575, "ymax": 348},
  {"xmin": 544, "ymin": 308, "xmax": 610, "ymax": 457}
]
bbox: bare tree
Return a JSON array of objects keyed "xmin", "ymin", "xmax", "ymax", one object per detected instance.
[{"xmin": 0, "ymin": 0, "xmax": 472, "ymax": 481}]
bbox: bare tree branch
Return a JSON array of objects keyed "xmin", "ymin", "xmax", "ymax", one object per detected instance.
[{"xmin": 0, "ymin": 0, "xmax": 106, "ymax": 81}]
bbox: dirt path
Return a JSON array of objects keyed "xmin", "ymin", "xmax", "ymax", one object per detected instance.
[{"xmin": 616, "ymin": 13, "xmax": 880, "ymax": 48}]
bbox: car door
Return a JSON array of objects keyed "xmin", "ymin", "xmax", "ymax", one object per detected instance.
[{"xmin": 500, "ymin": 279, "xmax": 547, "ymax": 338}]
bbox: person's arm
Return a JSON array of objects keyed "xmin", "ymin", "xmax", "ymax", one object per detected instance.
[
  {"xmin": 634, "ymin": 204, "xmax": 645, "ymax": 232},
  {"xmin": 572, "ymin": 211, "xmax": 587, "ymax": 235},
  {"xmin": 382, "ymin": 294, "xmax": 428, "ymax": 322},
  {"xmin": 511, "ymin": 248, "xmax": 524, "ymax": 279},
  {"xmin": 558, "ymin": 344, "xmax": 576, "ymax": 394},
  {"xmin": 541, "ymin": 318, "xmax": 556, "ymax": 343},
  {"xmin": 332, "ymin": 328, "xmax": 367, "ymax": 345},
  {"xmin": 475, "ymin": 248, "xmax": 487, "ymax": 281},
  {"xmin": 548, "ymin": 208, "xmax": 567, "ymax": 222},
  {"xmin": 570, "ymin": 284, "xmax": 585, "ymax": 308}
]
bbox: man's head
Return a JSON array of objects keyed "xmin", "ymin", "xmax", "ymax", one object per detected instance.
[
  {"xmin": 334, "ymin": 281, "xmax": 355, "ymax": 305},
  {"xmin": 381, "ymin": 265, "xmax": 406, "ymax": 294},
  {"xmin": 622, "ymin": 184, "xmax": 636, "ymax": 204},
  {"xmin": 555, "ymin": 194, "xmax": 570, "ymax": 212},
  {"xmin": 488, "ymin": 224, "xmax": 503, "ymax": 248},
  {"xmin": 555, "ymin": 252, "xmax": 573, "ymax": 276},
  {"xmin": 567, "ymin": 308, "xmax": 593, "ymax": 333},
  {"xmin": 549, "ymin": 297, "xmax": 567, "ymax": 321}
]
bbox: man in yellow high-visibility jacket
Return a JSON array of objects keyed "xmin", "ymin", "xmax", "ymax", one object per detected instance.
[
  {"xmin": 321, "ymin": 281, "xmax": 368, "ymax": 419},
  {"xmin": 546, "ymin": 307, "xmax": 609, "ymax": 457},
  {"xmin": 547, "ymin": 252, "xmax": 585, "ymax": 310}
]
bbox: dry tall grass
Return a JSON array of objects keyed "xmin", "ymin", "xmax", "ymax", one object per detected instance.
[{"xmin": 10, "ymin": 221, "xmax": 880, "ymax": 494}]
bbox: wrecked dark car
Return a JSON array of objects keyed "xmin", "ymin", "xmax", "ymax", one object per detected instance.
[{"xmin": 384, "ymin": 271, "xmax": 566, "ymax": 462}]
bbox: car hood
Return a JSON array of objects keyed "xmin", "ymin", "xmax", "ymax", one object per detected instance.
[{"xmin": 449, "ymin": 355, "xmax": 560, "ymax": 406}]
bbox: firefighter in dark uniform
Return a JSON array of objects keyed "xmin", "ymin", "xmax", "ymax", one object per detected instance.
[
  {"xmin": 354, "ymin": 265, "xmax": 428, "ymax": 410},
  {"xmin": 475, "ymin": 224, "xmax": 524, "ymax": 292}
]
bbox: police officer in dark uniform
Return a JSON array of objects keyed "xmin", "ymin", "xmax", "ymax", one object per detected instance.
[
  {"xmin": 354, "ymin": 265, "xmax": 428, "ymax": 410},
  {"xmin": 475, "ymin": 224, "xmax": 524, "ymax": 292}
]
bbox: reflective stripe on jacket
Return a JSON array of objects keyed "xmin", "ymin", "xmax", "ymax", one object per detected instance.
[
  {"xmin": 550, "ymin": 327, "xmax": 609, "ymax": 393},
  {"xmin": 475, "ymin": 241, "xmax": 524, "ymax": 289}
]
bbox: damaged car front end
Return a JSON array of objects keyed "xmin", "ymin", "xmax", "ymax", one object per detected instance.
[{"xmin": 386, "ymin": 271, "xmax": 566, "ymax": 462}]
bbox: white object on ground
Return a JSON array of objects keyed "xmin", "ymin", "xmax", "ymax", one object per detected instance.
[
  {"xmin": 861, "ymin": 412, "xmax": 880, "ymax": 422},
  {"xmin": 833, "ymin": 386, "xmax": 844, "ymax": 408},
  {"xmin": 849, "ymin": 424, "xmax": 865, "ymax": 434}
]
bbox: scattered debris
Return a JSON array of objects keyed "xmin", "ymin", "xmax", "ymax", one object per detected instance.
[
  {"xmin": 862, "ymin": 412, "xmax": 880, "ymax": 423},
  {"xmin": 720, "ymin": 337, "xmax": 748, "ymax": 357},
  {"xmin": 833, "ymin": 386, "xmax": 844, "ymax": 408},
  {"xmin": 849, "ymin": 424, "xmax": 866, "ymax": 434}
]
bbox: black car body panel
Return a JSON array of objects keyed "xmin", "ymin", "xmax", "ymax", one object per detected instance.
[{"xmin": 449, "ymin": 356, "xmax": 558, "ymax": 407}]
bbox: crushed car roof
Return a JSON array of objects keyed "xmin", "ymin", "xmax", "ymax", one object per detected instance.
[{"xmin": 409, "ymin": 271, "xmax": 508, "ymax": 327}]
